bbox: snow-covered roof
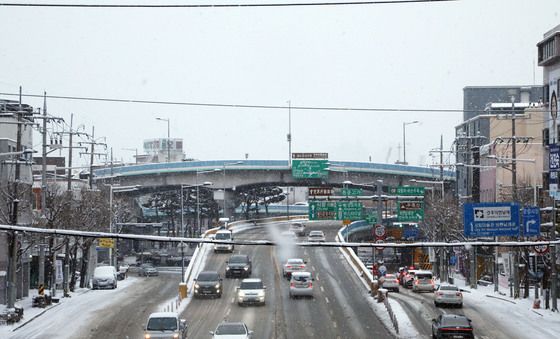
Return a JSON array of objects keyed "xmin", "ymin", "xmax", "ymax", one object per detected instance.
[{"xmin": 148, "ymin": 312, "xmax": 178, "ymax": 319}]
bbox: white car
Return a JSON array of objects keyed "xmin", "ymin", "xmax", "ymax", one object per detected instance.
[
  {"xmin": 92, "ymin": 266, "xmax": 117, "ymax": 289},
  {"xmin": 289, "ymin": 271, "xmax": 314, "ymax": 298},
  {"xmin": 144, "ymin": 312, "xmax": 187, "ymax": 339},
  {"xmin": 289, "ymin": 222, "xmax": 306, "ymax": 236},
  {"xmin": 434, "ymin": 284, "xmax": 463, "ymax": 307},
  {"xmin": 237, "ymin": 278, "xmax": 266, "ymax": 306},
  {"xmin": 380, "ymin": 273, "xmax": 400, "ymax": 292},
  {"xmin": 210, "ymin": 322, "xmax": 253, "ymax": 339},
  {"xmin": 282, "ymin": 258, "xmax": 307, "ymax": 279},
  {"xmin": 307, "ymin": 230, "xmax": 326, "ymax": 242}
]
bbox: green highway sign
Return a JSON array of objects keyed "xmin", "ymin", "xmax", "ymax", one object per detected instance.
[
  {"xmin": 336, "ymin": 201, "xmax": 363, "ymax": 220},
  {"xmin": 309, "ymin": 200, "xmax": 363, "ymax": 220},
  {"xmin": 309, "ymin": 201, "xmax": 336, "ymax": 220},
  {"xmin": 292, "ymin": 159, "xmax": 328, "ymax": 179},
  {"xmin": 365, "ymin": 213, "xmax": 378, "ymax": 224},
  {"xmin": 341, "ymin": 188, "xmax": 363, "ymax": 196},
  {"xmin": 397, "ymin": 201, "xmax": 424, "ymax": 222},
  {"xmin": 390, "ymin": 186, "xmax": 425, "ymax": 196}
]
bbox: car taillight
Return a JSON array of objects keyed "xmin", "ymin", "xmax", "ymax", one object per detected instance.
[
  {"xmin": 300, "ymin": 265, "xmax": 305, "ymax": 269},
  {"xmin": 456, "ymin": 292, "xmax": 462, "ymax": 297},
  {"xmin": 430, "ymin": 280, "xmax": 435, "ymax": 286},
  {"xmin": 414, "ymin": 280, "xmax": 419, "ymax": 285},
  {"xmin": 395, "ymin": 279, "xmax": 399, "ymax": 283},
  {"xmin": 287, "ymin": 265, "xmax": 292, "ymax": 269},
  {"xmin": 290, "ymin": 282, "xmax": 295, "ymax": 288},
  {"xmin": 436, "ymin": 292, "xmax": 443, "ymax": 296}
]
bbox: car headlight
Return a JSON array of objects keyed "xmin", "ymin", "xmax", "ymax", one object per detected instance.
[
  {"xmin": 226, "ymin": 267, "xmax": 230, "ymax": 270},
  {"xmin": 215, "ymin": 283, "xmax": 220, "ymax": 289},
  {"xmin": 195, "ymin": 284, "xmax": 200, "ymax": 289},
  {"xmin": 144, "ymin": 334, "xmax": 151, "ymax": 339},
  {"xmin": 238, "ymin": 291, "xmax": 246, "ymax": 297},
  {"xmin": 172, "ymin": 334, "xmax": 179, "ymax": 339},
  {"xmin": 244, "ymin": 267, "xmax": 249, "ymax": 271},
  {"xmin": 258, "ymin": 291, "xmax": 265, "ymax": 297}
]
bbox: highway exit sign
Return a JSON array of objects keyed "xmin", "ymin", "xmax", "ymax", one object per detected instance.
[{"xmin": 397, "ymin": 201, "xmax": 424, "ymax": 222}]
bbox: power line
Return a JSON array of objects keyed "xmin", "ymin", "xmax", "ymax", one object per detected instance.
[
  {"xmin": 0, "ymin": 0, "xmax": 458, "ymax": 9},
  {"xmin": 0, "ymin": 91, "xmax": 470, "ymax": 113}
]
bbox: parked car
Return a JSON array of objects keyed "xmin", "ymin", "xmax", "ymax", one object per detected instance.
[
  {"xmin": 144, "ymin": 312, "xmax": 187, "ymax": 339},
  {"xmin": 117, "ymin": 264, "xmax": 129, "ymax": 280},
  {"xmin": 431, "ymin": 314, "xmax": 474, "ymax": 339},
  {"xmin": 138, "ymin": 263, "xmax": 159, "ymax": 277},
  {"xmin": 289, "ymin": 271, "xmax": 314, "ymax": 298},
  {"xmin": 307, "ymin": 230, "xmax": 326, "ymax": 242},
  {"xmin": 412, "ymin": 270, "xmax": 435, "ymax": 292},
  {"xmin": 226, "ymin": 254, "xmax": 252, "ymax": 278},
  {"xmin": 380, "ymin": 273, "xmax": 400, "ymax": 292},
  {"xmin": 210, "ymin": 322, "xmax": 253, "ymax": 339},
  {"xmin": 289, "ymin": 222, "xmax": 306, "ymax": 236},
  {"xmin": 194, "ymin": 271, "xmax": 222, "ymax": 298},
  {"xmin": 92, "ymin": 266, "xmax": 117, "ymax": 290},
  {"xmin": 434, "ymin": 284, "xmax": 463, "ymax": 308},
  {"xmin": 214, "ymin": 229, "xmax": 234, "ymax": 253},
  {"xmin": 282, "ymin": 258, "xmax": 307, "ymax": 279},
  {"xmin": 236, "ymin": 278, "xmax": 266, "ymax": 306}
]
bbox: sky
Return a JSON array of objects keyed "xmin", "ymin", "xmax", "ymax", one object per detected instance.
[{"xmin": 0, "ymin": 0, "xmax": 559, "ymax": 167}]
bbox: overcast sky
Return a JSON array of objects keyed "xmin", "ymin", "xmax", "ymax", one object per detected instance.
[{"xmin": 1, "ymin": 0, "xmax": 559, "ymax": 167}]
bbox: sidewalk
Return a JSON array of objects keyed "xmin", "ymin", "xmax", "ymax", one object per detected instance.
[{"xmin": 449, "ymin": 274, "xmax": 560, "ymax": 338}]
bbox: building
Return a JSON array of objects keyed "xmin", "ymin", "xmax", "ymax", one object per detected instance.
[
  {"xmin": 456, "ymin": 86, "xmax": 543, "ymax": 200},
  {"xmin": 539, "ymin": 25, "xmax": 560, "ymax": 198},
  {"xmin": 136, "ymin": 138, "xmax": 185, "ymax": 163},
  {"xmin": 0, "ymin": 99, "xmax": 35, "ymax": 305},
  {"xmin": 478, "ymin": 106, "xmax": 545, "ymax": 203}
]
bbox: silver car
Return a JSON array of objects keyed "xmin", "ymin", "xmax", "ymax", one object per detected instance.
[
  {"xmin": 307, "ymin": 230, "xmax": 325, "ymax": 242},
  {"xmin": 412, "ymin": 271, "xmax": 435, "ymax": 292},
  {"xmin": 144, "ymin": 312, "xmax": 187, "ymax": 339},
  {"xmin": 434, "ymin": 284, "xmax": 463, "ymax": 307},
  {"xmin": 289, "ymin": 271, "xmax": 314, "ymax": 298},
  {"xmin": 210, "ymin": 322, "xmax": 253, "ymax": 339},
  {"xmin": 381, "ymin": 273, "xmax": 400, "ymax": 292},
  {"xmin": 289, "ymin": 222, "xmax": 306, "ymax": 236},
  {"xmin": 282, "ymin": 258, "xmax": 306, "ymax": 279},
  {"xmin": 237, "ymin": 278, "xmax": 266, "ymax": 306}
]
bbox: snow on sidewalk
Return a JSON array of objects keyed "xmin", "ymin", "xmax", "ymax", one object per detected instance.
[
  {"xmin": 0, "ymin": 277, "xmax": 138, "ymax": 339},
  {"xmin": 450, "ymin": 274, "xmax": 560, "ymax": 338}
]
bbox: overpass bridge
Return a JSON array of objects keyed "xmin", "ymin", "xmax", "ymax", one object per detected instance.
[{"xmin": 94, "ymin": 159, "xmax": 454, "ymax": 190}]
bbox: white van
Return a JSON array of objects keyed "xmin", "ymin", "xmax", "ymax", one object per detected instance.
[
  {"xmin": 92, "ymin": 266, "xmax": 117, "ymax": 289},
  {"xmin": 214, "ymin": 229, "xmax": 234, "ymax": 253},
  {"xmin": 144, "ymin": 312, "xmax": 187, "ymax": 339}
]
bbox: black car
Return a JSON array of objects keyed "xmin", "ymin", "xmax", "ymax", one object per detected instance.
[
  {"xmin": 225, "ymin": 254, "xmax": 252, "ymax": 278},
  {"xmin": 431, "ymin": 314, "xmax": 474, "ymax": 339},
  {"xmin": 193, "ymin": 271, "xmax": 222, "ymax": 298}
]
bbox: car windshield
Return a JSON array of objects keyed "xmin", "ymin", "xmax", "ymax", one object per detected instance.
[
  {"xmin": 198, "ymin": 272, "xmax": 219, "ymax": 281},
  {"xmin": 147, "ymin": 317, "xmax": 177, "ymax": 331},
  {"xmin": 441, "ymin": 317, "xmax": 471, "ymax": 327},
  {"xmin": 287, "ymin": 259, "xmax": 303, "ymax": 265},
  {"xmin": 215, "ymin": 233, "xmax": 231, "ymax": 240},
  {"xmin": 229, "ymin": 256, "xmax": 247, "ymax": 264},
  {"xmin": 439, "ymin": 285, "xmax": 458, "ymax": 291},
  {"xmin": 292, "ymin": 274, "xmax": 310, "ymax": 282},
  {"xmin": 240, "ymin": 281, "xmax": 263, "ymax": 289},
  {"xmin": 215, "ymin": 323, "xmax": 247, "ymax": 335}
]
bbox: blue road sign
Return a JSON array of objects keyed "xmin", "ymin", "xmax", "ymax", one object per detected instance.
[
  {"xmin": 550, "ymin": 145, "xmax": 560, "ymax": 172},
  {"xmin": 522, "ymin": 206, "xmax": 541, "ymax": 237},
  {"xmin": 463, "ymin": 202, "xmax": 520, "ymax": 237},
  {"xmin": 403, "ymin": 226, "xmax": 419, "ymax": 239}
]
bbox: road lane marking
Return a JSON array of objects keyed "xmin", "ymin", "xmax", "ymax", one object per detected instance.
[
  {"xmin": 333, "ymin": 321, "xmax": 337, "ymax": 328},
  {"xmin": 325, "ymin": 297, "xmax": 330, "ymax": 304},
  {"xmin": 312, "ymin": 265, "xmax": 316, "ymax": 271},
  {"xmin": 320, "ymin": 286, "xmax": 325, "ymax": 293}
]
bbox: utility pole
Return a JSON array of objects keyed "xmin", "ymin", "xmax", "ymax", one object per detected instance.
[
  {"xmin": 7, "ymin": 87, "xmax": 24, "ymax": 309},
  {"xmin": 67, "ymin": 114, "xmax": 74, "ymax": 190},
  {"xmin": 552, "ymin": 97, "xmax": 558, "ymax": 311},
  {"xmin": 79, "ymin": 127, "xmax": 107, "ymax": 189},
  {"xmin": 510, "ymin": 95, "xmax": 520, "ymax": 299}
]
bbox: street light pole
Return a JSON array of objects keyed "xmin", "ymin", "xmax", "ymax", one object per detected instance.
[
  {"xmin": 156, "ymin": 117, "xmax": 170, "ymax": 163},
  {"xmin": 402, "ymin": 120, "xmax": 419, "ymax": 165}
]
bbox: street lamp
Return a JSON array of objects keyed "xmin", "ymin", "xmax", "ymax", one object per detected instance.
[
  {"xmin": 402, "ymin": 120, "xmax": 420, "ymax": 165},
  {"xmin": 409, "ymin": 179, "xmax": 445, "ymax": 199},
  {"xmin": 222, "ymin": 161, "xmax": 243, "ymax": 218},
  {"xmin": 108, "ymin": 184, "xmax": 141, "ymax": 268},
  {"xmin": 155, "ymin": 117, "xmax": 170, "ymax": 163},
  {"xmin": 179, "ymin": 181, "xmax": 212, "ymax": 283},
  {"xmin": 122, "ymin": 148, "xmax": 138, "ymax": 164}
]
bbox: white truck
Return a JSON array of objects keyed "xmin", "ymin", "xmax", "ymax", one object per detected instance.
[{"xmin": 214, "ymin": 218, "xmax": 234, "ymax": 253}]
